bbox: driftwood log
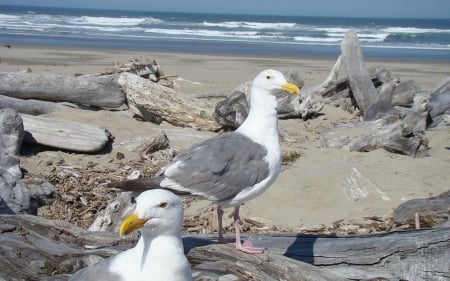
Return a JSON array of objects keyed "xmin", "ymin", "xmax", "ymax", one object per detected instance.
[
  {"xmin": 393, "ymin": 190, "xmax": 450, "ymax": 228},
  {"xmin": 20, "ymin": 114, "xmax": 111, "ymax": 153},
  {"xmin": 0, "ymin": 214, "xmax": 449, "ymax": 281},
  {"xmin": 0, "ymin": 94, "xmax": 70, "ymax": 115},
  {"xmin": 319, "ymin": 113, "xmax": 429, "ymax": 157},
  {"xmin": 0, "ymin": 91, "xmax": 96, "ymax": 116},
  {"xmin": 118, "ymin": 72, "xmax": 220, "ymax": 131},
  {"xmin": 0, "ymin": 72, "xmax": 125, "ymax": 108}
]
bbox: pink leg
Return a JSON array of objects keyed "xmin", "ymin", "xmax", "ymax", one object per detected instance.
[
  {"xmin": 217, "ymin": 206, "xmax": 235, "ymax": 244},
  {"xmin": 233, "ymin": 206, "xmax": 265, "ymax": 254},
  {"xmin": 217, "ymin": 206, "xmax": 225, "ymax": 243}
]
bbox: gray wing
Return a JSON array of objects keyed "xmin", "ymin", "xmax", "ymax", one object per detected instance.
[
  {"xmin": 162, "ymin": 132, "xmax": 270, "ymax": 202},
  {"xmin": 69, "ymin": 258, "xmax": 122, "ymax": 281}
]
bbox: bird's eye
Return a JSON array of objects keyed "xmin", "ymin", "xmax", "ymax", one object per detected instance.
[
  {"xmin": 266, "ymin": 75, "xmax": 271, "ymax": 80},
  {"xmin": 159, "ymin": 201, "xmax": 169, "ymax": 208},
  {"xmin": 130, "ymin": 197, "xmax": 136, "ymax": 204}
]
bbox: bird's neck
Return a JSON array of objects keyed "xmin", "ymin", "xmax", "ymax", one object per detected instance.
[
  {"xmin": 237, "ymin": 92, "xmax": 279, "ymax": 145},
  {"xmin": 135, "ymin": 233, "xmax": 185, "ymax": 271}
]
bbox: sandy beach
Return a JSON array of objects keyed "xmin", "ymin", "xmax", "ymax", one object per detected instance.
[{"xmin": 1, "ymin": 44, "xmax": 449, "ymax": 230}]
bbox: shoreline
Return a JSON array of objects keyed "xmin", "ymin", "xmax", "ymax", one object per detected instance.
[{"xmin": 1, "ymin": 43, "xmax": 449, "ymax": 92}]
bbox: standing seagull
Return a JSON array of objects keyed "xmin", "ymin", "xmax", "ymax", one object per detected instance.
[
  {"xmin": 113, "ymin": 69, "xmax": 300, "ymax": 253},
  {"xmin": 69, "ymin": 189, "xmax": 192, "ymax": 281}
]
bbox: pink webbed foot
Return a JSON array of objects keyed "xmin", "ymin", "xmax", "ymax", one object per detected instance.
[{"xmin": 235, "ymin": 239, "xmax": 265, "ymax": 254}]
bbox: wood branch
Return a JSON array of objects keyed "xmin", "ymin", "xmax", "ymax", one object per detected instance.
[
  {"xmin": 117, "ymin": 73, "xmax": 220, "ymax": 131},
  {"xmin": 1, "ymin": 214, "xmax": 449, "ymax": 281},
  {"xmin": 21, "ymin": 114, "xmax": 111, "ymax": 153},
  {"xmin": 341, "ymin": 29, "xmax": 378, "ymax": 118},
  {"xmin": 319, "ymin": 54, "xmax": 343, "ymax": 89},
  {"xmin": 0, "ymin": 72, "xmax": 125, "ymax": 108}
]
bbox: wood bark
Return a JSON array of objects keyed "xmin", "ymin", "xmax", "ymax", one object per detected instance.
[
  {"xmin": 118, "ymin": 73, "xmax": 220, "ymax": 131},
  {"xmin": 0, "ymin": 214, "xmax": 448, "ymax": 281},
  {"xmin": 21, "ymin": 114, "xmax": 111, "ymax": 153},
  {"xmin": 0, "ymin": 72, "xmax": 125, "ymax": 108}
]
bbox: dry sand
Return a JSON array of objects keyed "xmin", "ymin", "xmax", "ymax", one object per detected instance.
[{"xmin": 1, "ymin": 44, "xmax": 449, "ymax": 230}]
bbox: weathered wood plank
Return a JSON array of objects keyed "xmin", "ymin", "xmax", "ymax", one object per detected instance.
[
  {"xmin": 20, "ymin": 113, "xmax": 110, "ymax": 153},
  {"xmin": 187, "ymin": 227, "xmax": 450, "ymax": 281},
  {"xmin": 0, "ymin": 72, "xmax": 125, "ymax": 108}
]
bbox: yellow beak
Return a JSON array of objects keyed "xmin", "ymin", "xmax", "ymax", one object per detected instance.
[
  {"xmin": 119, "ymin": 213, "xmax": 150, "ymax": 236},
  {"xmin": 282, "ymin": 82, "xmax": 300, "ymax": 95}
]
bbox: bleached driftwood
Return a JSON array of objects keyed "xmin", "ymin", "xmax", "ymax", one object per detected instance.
[
  {"xmin": 302, "ymin": 55, "xmax": 343, "ymax": 98},
  {"xmin": 0, "ymin": 72, "xmax": 125, "ymax": 108},
  {"xmin": 320, "ymin": 115, "xmax": 429, "ymax": 157},
  {"xmin": 0, "ymin": 108, "xmax": 23, "ymax": 155},
  {"xmin": 0, "ymin": 111, "xmax": 56, "ymax": 215},
  {"xmin": 320, "ymin": 30, "xmax": 433, "ymax": 157},
  {"xmin": 21, "ymin": 114, "xmax": 110, "ymax": 153},
  {"xmin": 118, "ymin": 73, "xmax": 220, "ymax": 131},
  {"xmin": 1, "ymin": 214, "xmax": 449, "ymax": 281},
  {"xmin": 341, "ymin": 30, "xmax": 380, "ymax": 120},
  {"xmin": 0, "ymin": 94, "xmax": 70, "ymax": 115}
]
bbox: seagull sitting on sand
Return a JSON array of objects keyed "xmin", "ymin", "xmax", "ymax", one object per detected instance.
[
  {"xmin": 69, "ymin": 189, "xmax": 192, "ymax": 281},
  {"xmin": 112, "ymin": 69, "xmax": 300, "ymax": 254}
]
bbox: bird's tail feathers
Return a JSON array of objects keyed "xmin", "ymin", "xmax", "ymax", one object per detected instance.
[{"xmin": 109, "ymin": 177, "xmax": 192, "ymax": 196}]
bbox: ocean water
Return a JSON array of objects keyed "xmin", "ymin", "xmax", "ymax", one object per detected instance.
[{"xmin": 0, "ymin": 5, "xmax": 449, "ymax": 61}]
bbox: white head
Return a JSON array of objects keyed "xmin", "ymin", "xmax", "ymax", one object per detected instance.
[
  {"xmin": 120, "ymin": 189, "xmax": 184, "ymax": 237},
  {"xmin": 251, "ymin": 69, "xmax": 300, "ymax": 98}
]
